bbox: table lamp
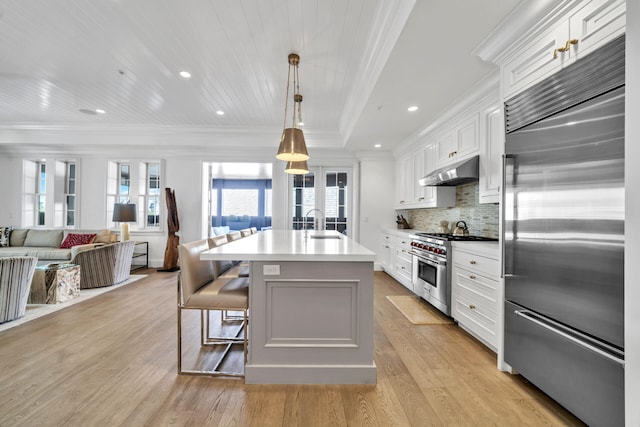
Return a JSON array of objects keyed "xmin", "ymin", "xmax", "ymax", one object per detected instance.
[{"xmin": 113, "ymin": 203, "xmax": 137, "ymax": 241}]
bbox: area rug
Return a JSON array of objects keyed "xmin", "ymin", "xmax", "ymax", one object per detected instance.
[
  {"xmin": 0, "ymin": 274, "xmax": 147, "ymax": 333},
  {"xmin": 386, "ymin": 295, "xmax": 453, "ymax": 325}
]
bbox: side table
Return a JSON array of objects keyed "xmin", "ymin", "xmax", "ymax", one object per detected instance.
[
  {"xmin": 29, "ymin": 263, "xmax": 81, "ymax": 304},
  {"xmin": 131, "ymin": 241, "xmax": 149, "ymax": 272}
]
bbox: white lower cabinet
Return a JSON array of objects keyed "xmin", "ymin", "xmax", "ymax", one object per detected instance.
[
  {"xmin": 380, "ymin": 230, "xmax": 415, "ymax": 294},
  {"xmin": 451, "ymin": 242, "xmax": 501, "ymax": 352}
]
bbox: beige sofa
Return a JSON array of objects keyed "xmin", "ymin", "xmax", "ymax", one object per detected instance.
[{"xmin": 0, "ymin": 229, "xmax": 135, "ymax": 289}]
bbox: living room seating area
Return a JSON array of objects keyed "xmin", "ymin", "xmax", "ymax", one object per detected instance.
[{"xmin": 0, "ymin": 227, "xmax": 135, "ymax": 291}]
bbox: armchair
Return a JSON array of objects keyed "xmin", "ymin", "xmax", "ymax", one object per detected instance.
[{"xmin": 0, "ymin": 256, "xmax": 38, "ymax": 323}]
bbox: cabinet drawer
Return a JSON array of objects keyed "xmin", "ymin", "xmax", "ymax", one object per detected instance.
[
  {"xmin": 395, "ymin": 256, "xmax": 412, "ymax": 279},
  {"xmin": 455, "ymin": 293, "xmax": 498, "ymax": 349},
  {"xmin": 455, "ymin": 270, "xmax": 498, "ymax": 314},
  {"xmin": 454, "ymin": 251, "xmax": 499, "ymax": 277}
]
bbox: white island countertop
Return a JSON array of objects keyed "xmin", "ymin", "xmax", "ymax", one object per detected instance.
[{"xmin": 201, "ymin": 230, "xmax": 376, "ymax": 262}]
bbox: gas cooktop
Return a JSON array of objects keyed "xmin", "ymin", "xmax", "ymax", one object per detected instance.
[{"xmin": 413, "ymin": 232, "xmax": 498, "ymax": 242}]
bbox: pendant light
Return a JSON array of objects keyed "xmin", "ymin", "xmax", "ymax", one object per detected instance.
[
  {"xmin": 284, "ymin": 160, "xmax": 309, "ymax": 175},
  {"xmin": 276, "ymin": 53, "xmax": 309, "ymax": 162}
]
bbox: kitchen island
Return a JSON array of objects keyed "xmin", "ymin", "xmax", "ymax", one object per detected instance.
[{"xmin": 200, "ymin": 230, "xmax": 377, "ymax": 384}]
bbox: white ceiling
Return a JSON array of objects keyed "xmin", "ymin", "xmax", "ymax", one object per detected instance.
[{"xmin": 0, "ymin": 0, "xmax": 520, "ymax": 155}]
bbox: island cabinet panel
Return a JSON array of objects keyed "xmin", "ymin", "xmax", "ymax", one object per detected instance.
[{"xmin": 246, "ymin": 260, "xmax": 376, "ymax": 384}]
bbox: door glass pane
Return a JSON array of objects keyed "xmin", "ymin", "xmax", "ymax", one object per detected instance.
[
  {"xmin": 292, "ymin": 173, "xmax": 315, "ymax": 230},
  {"xmin": 325, "ymin": 171, "xmax": 347, "ymax": 234}
]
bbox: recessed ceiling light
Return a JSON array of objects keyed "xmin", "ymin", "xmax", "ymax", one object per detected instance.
[
  {"xmin": 408, "ymin": 106, "xmax": 419, "ymax": 112},
  {"xmin": 216, "ymin": 110, "xmax": 224, "ymax": 115},
  {"xmin": 374, "ymin": 144, "xmax": 382, "ymax": 148},
  {"xmin": 95, "ymin": 109, "xmax": 106, "ymax": 114},
  {"xmin": 79, "ymin": 108, "xmax": 98, "ymax": 115},
  {"xmin": 179, "ymin": 71, "xmax": 191, "ymax": 79}
]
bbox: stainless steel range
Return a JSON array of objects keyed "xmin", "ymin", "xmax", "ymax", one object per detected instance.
[{"xmin": 409, "ymin": 232, "xmax": 497, "ymax": 316}]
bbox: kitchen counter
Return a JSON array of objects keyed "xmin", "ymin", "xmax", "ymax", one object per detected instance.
[
  {"xmin": 201, "ymin": 230, "xmax": 376, "ymax": 384},
  {"xmin": 201, "ymin": 230, "xmax": 376, "ymax": 262}
]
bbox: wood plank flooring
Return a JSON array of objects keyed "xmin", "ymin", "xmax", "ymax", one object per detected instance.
[{"xmin": 0, "ymin": 270, "xmax": 585, "ymax": 426}]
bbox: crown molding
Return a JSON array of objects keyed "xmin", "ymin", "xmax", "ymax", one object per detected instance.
[{"xmin": 473, "ymin": 0, "xmax": 576, "ymax": 64}]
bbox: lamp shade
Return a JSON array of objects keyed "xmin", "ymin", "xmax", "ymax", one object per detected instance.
[
  {"xmin": 284, "ymin": 160, "xmax": 309, "ymax": 175},
  {"xmin": 112, "ymin": 203, "xmax": 137, "ymax": 222},
  {"xmin": 276, "ymin": 128, "xmax": 309, "ymax": 161}
]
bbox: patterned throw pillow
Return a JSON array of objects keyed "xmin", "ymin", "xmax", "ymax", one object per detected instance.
[
  {"xmin": 59, "ymin": 233, "xmax": 97, "ymax": 249},
  {"xmin": 0, "ymin": 227, "xmax": 12, "ymax": 247}
]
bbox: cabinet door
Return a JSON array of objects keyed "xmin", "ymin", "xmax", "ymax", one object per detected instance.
[
  {"xmin": 379, "ymin": 234, "xmax": 392, "ymax": 269},
  {"xmin": 479, "ymin": 105, "xmax": 504, "ymax": 204},
  {"xmin": 435, "ymin": 130, "xmax": 455, "ymax": 165},
  {"xmin": 502, "ymin": 21, "xmax": 570, "ymax": 99},
  {"xmin": 413, "ymin": 145, "xmax": 436, "ymax": 205},
  {"xmin": 395, "ymin": 156, "xmax": 413, "ymax": 207},
  {"xmin": 453, "ymin": 114, "xmax": 479, "ymax": 159},
  {"xmin": 570, "ymin": 0, "xmax": 625, "ymax": 61}
]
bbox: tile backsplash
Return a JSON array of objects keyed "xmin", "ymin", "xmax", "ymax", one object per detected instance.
[{"xmin": 406, "ymin": 182, "xmax": 499, "ymax": 238}]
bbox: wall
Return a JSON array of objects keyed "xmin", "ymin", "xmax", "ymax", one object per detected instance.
[
  {"xmin": 358, "ymin": 153, "xmax": 396, "ymax": 268},
  {"xmin": 626, "ymin": 2, "xmax": 639, "ymax": 424},
  {"xmin": 406, "ymin": 182, "xmax": 498, "ymax": 237}
]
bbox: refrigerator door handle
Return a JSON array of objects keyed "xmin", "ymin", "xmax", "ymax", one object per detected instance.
[
  {"xmin": 514, "ymin": 309, "xmax": 625, "ymax": 367},
  {"xmin": 501, "ymin": 154, "xmax": 515, "ymax": 278}
]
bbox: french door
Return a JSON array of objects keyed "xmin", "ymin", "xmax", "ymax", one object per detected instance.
[{"xmin": 291, "ymin": 167, "xmax": 351, "ymax": 235}]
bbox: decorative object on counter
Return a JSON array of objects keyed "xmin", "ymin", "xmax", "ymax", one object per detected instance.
[
  {"xmin": 453, "ymin": 220, "xmax": 469, "ymax": 236},
  {"xmin": 276, "ymin": 53, "xmax": 309, "ymax": 164},
  {"xmin": 112, "ymin": 203, "xmax": 137, "ymax": 241},
  {"xmin": 386, "ymin": 295, "xmax": 452, "ymax": 325},
  {"xmin": 438, "ymin": 220, "xmax": 450, "ymax": 233},
  {"xmin": 160, "ymin": 187, "xmax": 180, "ymax": 272},
  {"xmin": 396, "ymin": 215, "xmax": 411, "ymax": 229}
]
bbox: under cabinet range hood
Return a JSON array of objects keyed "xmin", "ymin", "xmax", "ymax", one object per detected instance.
[{"xmin": 419, "ymin": 155, "xmax": 479, "ymax": 186}]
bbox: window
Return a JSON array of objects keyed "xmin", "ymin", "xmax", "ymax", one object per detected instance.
[
  {"xmin": 141, "ymin": 162, "xmax": 161, "ymax": 228},
  {"xmin": 118, "ymin": 163, "xmax": 131, "ymax": 203},
  {"xmin": 107, "ymin": 160, "xmax": 162, "ymax": 231},
  {"xmin": 23, "ymin": 160, "xmax": 46, "ymax": 227},
  {"xmin": 65, "ymin": 162, "xmax": 76, "ymax": 227},
  {"xmin": 209, "ymin": 178, "xmax": 271, "ymax": 231},
  {"xmin": 222, "ymin": 189, "xmax": 259, "ymax": 216},
  {"xmin": 36, "ymin": 162, "xmax": 46, "ymax": 226}
]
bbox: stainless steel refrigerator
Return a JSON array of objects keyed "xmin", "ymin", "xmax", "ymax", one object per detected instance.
[{"xmin": 503, "ymin": 35, "xmax": 625, "ymax": 427}]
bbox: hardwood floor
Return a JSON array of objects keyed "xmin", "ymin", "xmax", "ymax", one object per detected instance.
[{"xmin": 0, "ymin": 270, "xmax": 584, "ymax": 426}]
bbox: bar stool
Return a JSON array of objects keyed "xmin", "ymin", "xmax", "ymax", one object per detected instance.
[{"xmin": 177, "ymin": 239, "xmax": 249, "ymax": 376}]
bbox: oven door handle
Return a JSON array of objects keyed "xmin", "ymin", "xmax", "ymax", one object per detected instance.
[{"xmin": 411, "ymin": 252, "xmax": 445, "ymax": 267}]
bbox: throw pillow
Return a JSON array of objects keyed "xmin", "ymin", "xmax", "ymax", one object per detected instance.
[
  {"xmin": 0, "ymin": 227, "xmax": 12, "ymax": 247},
  {"xmin": 60, "ymin": 233, "xmax": 97, "ymax": 249},
  {"xmin": 93, "ymin": 229, "xmax": 113, "ymax": 244}
]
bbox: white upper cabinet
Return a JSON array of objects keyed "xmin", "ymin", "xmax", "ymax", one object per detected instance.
[
  {"xmin": 501, "ymin": 0, "xmax": 625, "ymax": 99},
  {"xmin": 479, "ymin": 104, "xmax": 504, "ymax": 204},
  {"xmin": 435, "ymin": 114, "xmax": 480, "ymax": 168},
  {"xmin": 395, "ymin": 144, "xmax": 455, "ymax": 210},
  {"xmin": 395, "ymin": 155, "xmax": 413, "ymax": 207}
]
